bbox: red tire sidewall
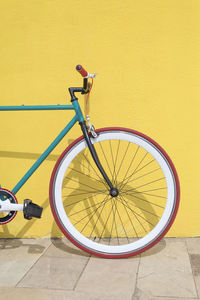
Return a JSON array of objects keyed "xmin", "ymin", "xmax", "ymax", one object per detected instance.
[{"xmin": 49, "ymin": 127, "xmax": 180, "ymax": 258}]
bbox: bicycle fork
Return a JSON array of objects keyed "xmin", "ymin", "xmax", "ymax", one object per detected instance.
[{"xmin": 80, "ymin": 122, "xmax": 119, "ymax": 198}]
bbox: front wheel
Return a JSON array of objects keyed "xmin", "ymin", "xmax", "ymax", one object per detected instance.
[{"xmin": 49, "ymin": 127, "xmax": 180, "ymax": 258}]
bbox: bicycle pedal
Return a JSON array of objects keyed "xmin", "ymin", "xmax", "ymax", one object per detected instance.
[{"xmin": 23, "ymin": 199, "xmax": 43, "ymax": 220}]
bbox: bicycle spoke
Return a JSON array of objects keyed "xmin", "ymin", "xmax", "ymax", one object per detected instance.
[
  {"xmin": 79, "ymin": 198, "xmax": 111, "ymax": 235},
  {"xmin": 62, "ymin": 190, "xmax": 105, "ymax": 197},
  {"xmin": 131, "ymin": 159, "xmax": 156, "ymax": 177},
  {"xmin": 118, "ymin": 145, "xmax": 140, "ymax": 189},
  {"xmin": 99, "ymin": 196, "xmax": 116, "ymax": 242},
  {"xmin": 118, "ymin": 195, "xmax": 139, "ymax": 238},
  {"xmin": 119, "ymin": 151, "xmax": 149, "ymax": 190},
  {"xmin": 125, "ymin": 167, "xmax": 161, "ymax": 184},
  {"xmin": 109, "ymin": 140, "xmax": 117, "ymax": 184},
  {"xmin": 118, "ymin": 158, "xmax": 156, "ymax": 191},
  {"xmin": 114, "ymin": 198, "xmax": 130, "ymax": 242},
  {"xmin": 81, "ymin": 152, "xmax": 108, "ymax": 190},
  {"xmin": 119, "ymin": 195, "xmax": 162, "ymax": 218},
  {"xmin": 108, "ymin": 198, "xmax": 117, "ymax": 244},
  {"xmin": 68, "ymin": 197, "xmax": 111, "ymax": 217},
  {"xmin": 113, "ymin": 140, "xmax": 120, "ymax": 185},
  {"xmin": 121, "ymin": 177, "xmax": 166, "ymax": 194},
  {"xmin": 99, "ymin": 197, "xmax": 116, "ymax": 244},
  {"xmin": 123, "ymin": 187, "xmax": 167, "ymax": 194},
  {"xmin": 74, "ymin": 195, "xmax": 110, "ymax": 229},
  {"xmin": 67, "ymin": 165, "xmax": 105, "ymax": 187},
  {"xmin": 120, "ymin": 192, "xmax": 165, "ymax": 209},
  {"xmin": 120, "ymin": 195, "xmax": 155, "ymax": 229},
  {"xmin": 112, "ymin": 198, "xmax": 120, "ymax": 245},
  {"xmin": 122, "ymin": 189, "xmax": 167, "ymax": 199},
  {"xmin": 118, "ymin": 196, "xmax": 147, "ymax": 234},
  {"xmin": 133, "ymin": 152, "xmax": 149, "ymax": 174},
  {"xmin": 64, "ymin": 191, "xmax": 107, "ymax": 208},
  {"xmin": 115, "ymin": 141, "xmax": 130, "ymax": 184},
  {"xmin": 63, "ymin": 176, "xmax": 105, "ymax": 193},
  {"xmin": 63, "ymin": 186, "xmax": 106, "ymax": 195},
  {"xmin": 89, "ymin": 195, "xmax": 110, "ymax": 238},
  {"xmin": 99, "ymin": 141, "xmax": 113, "ymax": 179}
]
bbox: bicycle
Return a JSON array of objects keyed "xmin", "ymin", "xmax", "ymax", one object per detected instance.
[{"xmin": 0, "ymin": 65, "xmax": 180, "ymax": 258}]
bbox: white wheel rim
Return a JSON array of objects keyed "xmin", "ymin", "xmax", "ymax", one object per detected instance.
[{"xmin": 52, "ymin": 131, "xmax": 176, "ymax": 255}]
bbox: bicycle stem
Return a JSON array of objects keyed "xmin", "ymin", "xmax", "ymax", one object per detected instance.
[{"xmin": 68, "ymin": 79, "xmax": 89, "ymax": 101}]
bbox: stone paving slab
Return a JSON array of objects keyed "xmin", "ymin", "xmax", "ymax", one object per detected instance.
[
  {"xmin": 0, "ymin": 287, "xmax": 101, "ymax": 300},
  {"xmin": 186, "ymin": 237, "xmax": 200, "ymax": 298},
  {"xmin": 137, "ymin": 239, "xmax": 197, "ymax": 298},
  {"xmin": 152, "ymin": 298, "xmax": 200, "ymax": 300},
  {"xmin": 45, "ymin": 238, "xmax": 90, "ymax": 258},
  {"xmin": 133, "ymin": 291, "xmax": 200, "ymax": 300},
  {"xmin": 0, "ymin": 238, "xmax": 51, "ymax": 287},
  {"xmin": 75, "ymin": 255, "xmax": 140, "ymax": 299},
  {"xmin": 17, "ymin": 255, "xmax": 89, "ymax": 290},
  {"xmin": 186, "ymin": 237, "xmax": 200, "ymax": 254}
]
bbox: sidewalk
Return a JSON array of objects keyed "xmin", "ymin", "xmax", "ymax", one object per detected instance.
[{"xmin": 0, "ymin": 237, "xmax": 199, "ymax": 300}]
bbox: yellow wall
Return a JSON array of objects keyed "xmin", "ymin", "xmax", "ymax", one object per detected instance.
[{"xmin": 0, "ymin": 0, "xmax": 199, "ymax": 238}]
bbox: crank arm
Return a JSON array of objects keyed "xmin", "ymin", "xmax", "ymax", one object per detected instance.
[{"xmin": 0, "ymin": 199, "xmax": 23, "ymax": 212}]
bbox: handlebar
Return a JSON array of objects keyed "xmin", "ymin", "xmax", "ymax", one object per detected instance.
[
  {"xmin": 69, "ymin": 65, "xmax": 96, "ymax": 101},
  {"xmin": 76, "ymin": 65, "xmax": 97, "ymax": 79}
]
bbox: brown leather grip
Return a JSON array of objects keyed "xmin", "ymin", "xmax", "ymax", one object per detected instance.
[{"xmin": 76, "ymin": 65, "xmax": 88, "ymax": 77}]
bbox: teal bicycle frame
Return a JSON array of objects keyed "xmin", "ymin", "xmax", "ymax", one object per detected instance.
[
  {"xmin": 0, "ymin": 73, "xmax": 114, "ymax": 223},
  {"xmin": 0, "ymin": 100, "xmax": 85, "ymax": 195}
]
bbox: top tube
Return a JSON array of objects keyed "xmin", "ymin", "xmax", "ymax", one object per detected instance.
[{"xmin": 0, "ymin": 105, "xmax": 74, "ymax": 111}]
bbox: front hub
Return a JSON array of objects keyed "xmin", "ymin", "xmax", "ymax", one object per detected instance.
[{"xmin": 110, "ymin": 188, "xmax": 119, "ymax": 197}]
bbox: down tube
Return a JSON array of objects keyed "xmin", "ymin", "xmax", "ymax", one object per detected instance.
[{"xmin": 12, "ymin": 115, "xmax": 78, "ymax": 195}]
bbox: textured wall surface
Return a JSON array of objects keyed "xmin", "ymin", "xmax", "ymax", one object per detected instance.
[{"xmin": 0, "ymin": 0, "xmax": 199, "ymax": 237}]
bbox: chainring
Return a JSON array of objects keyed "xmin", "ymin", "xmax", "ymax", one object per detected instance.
[{"xmin": 0, "ymin": 189, "xmax": 18, "ymax": 224}]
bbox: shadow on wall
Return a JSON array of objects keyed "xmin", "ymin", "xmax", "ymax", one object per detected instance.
[{"xmin": 0, "ymin": 150, "xmax": 59, "ymax": 161}]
